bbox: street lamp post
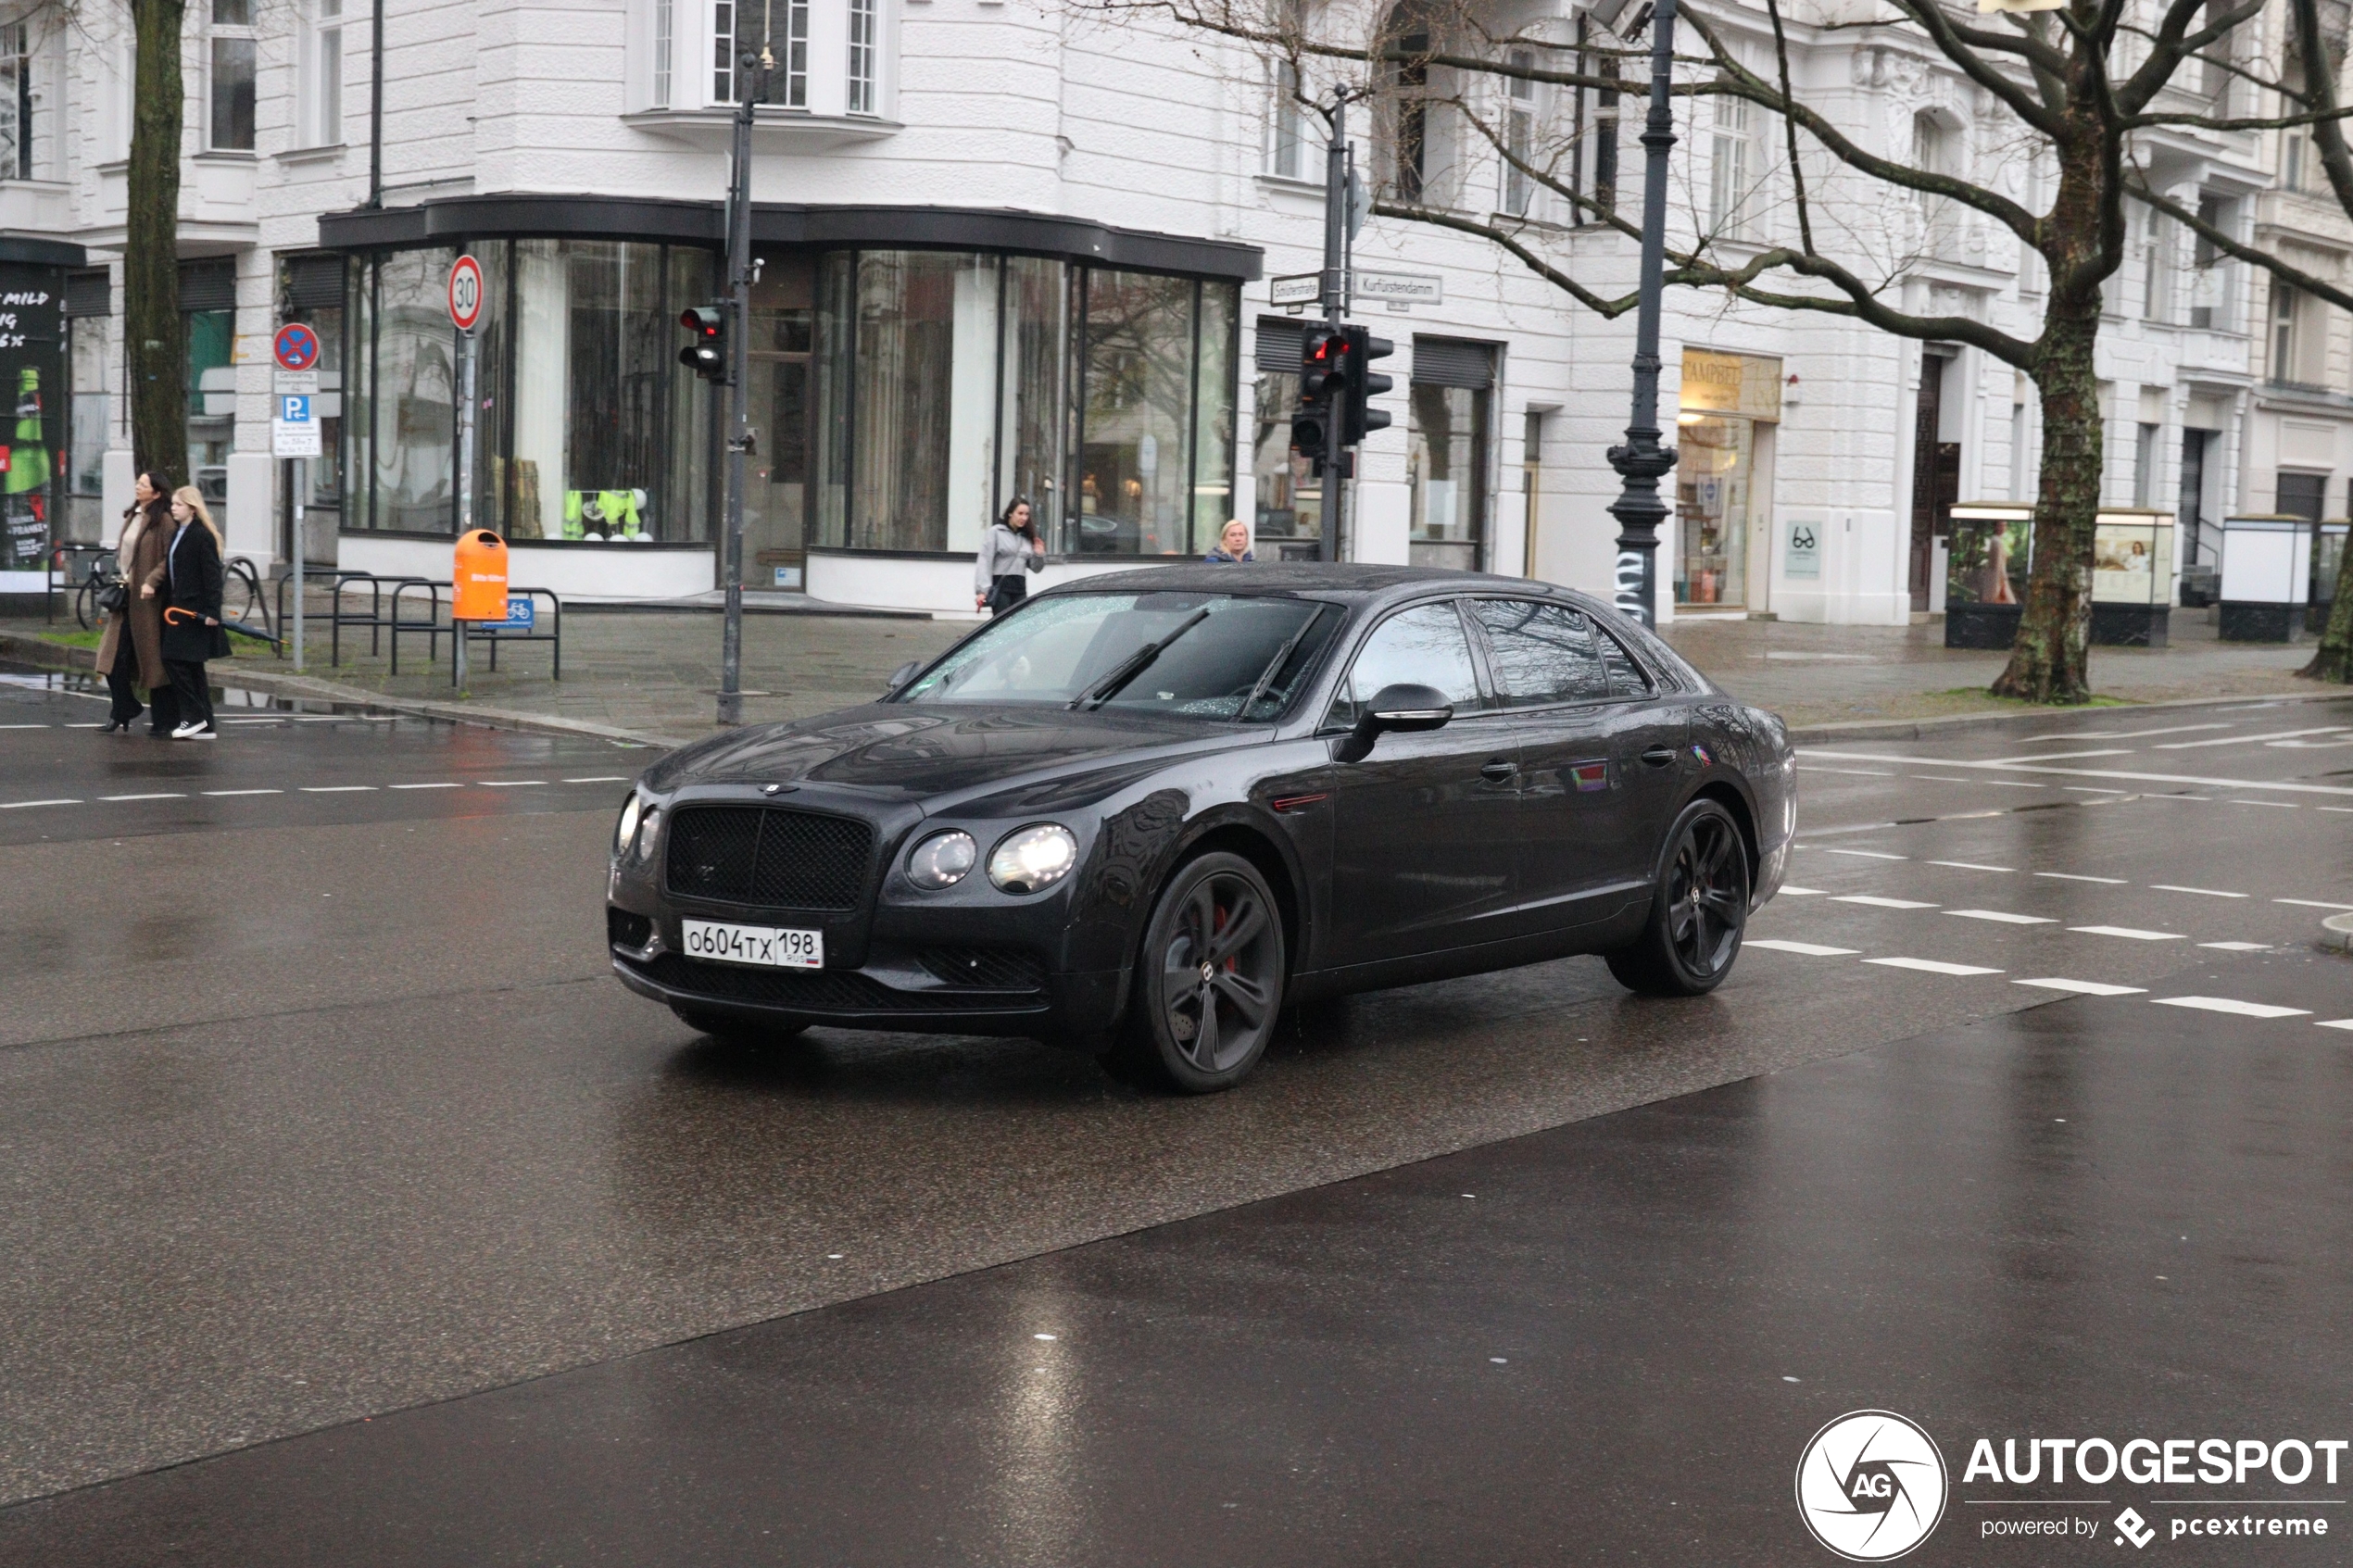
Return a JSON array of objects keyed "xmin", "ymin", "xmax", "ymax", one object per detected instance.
[
  {"xmin": 1604, "ymin": 0, "xmax": 1680, "ymax": 629},
  {"xmin": 715, "ymin": 38, "xmax": 770, "ymax": 728}
]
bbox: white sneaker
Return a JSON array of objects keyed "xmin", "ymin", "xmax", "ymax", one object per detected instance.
[{"xmin": 170, "ymin": 721, "xmax": 202, "ymax": 738}]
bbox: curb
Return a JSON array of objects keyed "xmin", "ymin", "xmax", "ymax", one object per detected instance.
[
  {"xmin": 1782, "ymin": 685, "xmax": 2348, "ymax": 746},
  {"xmin": 0, "ymin": 631, "xmax": 686, "ymax": 749}
]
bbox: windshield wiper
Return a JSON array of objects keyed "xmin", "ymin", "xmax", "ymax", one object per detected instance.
[
  {"xmin": 1238, "ymin": 607, "xmax": 1325, "ymax": 721},
  {"xmin": 1071, "ymin": 606, "xmax": 1214, "ymax": 710}
]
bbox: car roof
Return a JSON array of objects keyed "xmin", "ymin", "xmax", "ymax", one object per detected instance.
[{"xmin": 1043, "ymin": 561, "xmax": 1573, "ymax": 605}]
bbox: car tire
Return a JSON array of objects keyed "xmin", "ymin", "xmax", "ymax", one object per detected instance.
[
  {"xmin": 672, "ymin": 1007, "xmax": 810, "ymax": 1046},
  {"xmin": 1605, "ymin": 797, "xmax": 1751, "ymax": 997},
  {"xmin": 1108, "ymin": 850, "xmax": 1286, "ymax": 1093}
]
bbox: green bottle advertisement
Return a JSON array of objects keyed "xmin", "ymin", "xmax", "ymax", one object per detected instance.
[{"xmin": 0, "ymin": 265, "xmax": 64, "ymax": 575}]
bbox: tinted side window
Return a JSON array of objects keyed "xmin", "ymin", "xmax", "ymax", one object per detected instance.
[
  {"xmin": 1470, "ymin": 598, "xmax": 1610, "ymax": 707},
  {"xmin": 1593, "ymin": 622, "xmax": 1655, "ymax": 697},
  {"xmin": 1327, "ymin": 601, "xmax": 1483, "ymax": 726}
]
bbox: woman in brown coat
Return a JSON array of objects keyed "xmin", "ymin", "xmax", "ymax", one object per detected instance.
[{"xmin": 95, "ymin": 471, "xmax": 177, "ymax": 735}]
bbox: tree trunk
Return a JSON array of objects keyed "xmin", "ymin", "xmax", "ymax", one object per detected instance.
[
  {"xmin": 1994, "ymin": 299, "xmax": 2101, "ymax": 705},
  {"xmin": 125, "ymin": 0, "xmax": 188, "ymax": 488},
  {"xmin": 2301, "ymin": 557, "xmax": 2353, "ymax": 682}
]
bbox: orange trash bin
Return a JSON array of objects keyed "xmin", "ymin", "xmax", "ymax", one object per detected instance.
[{"xmin": 453, "ymin": 530, "xmax": 509, "ymax": 621}]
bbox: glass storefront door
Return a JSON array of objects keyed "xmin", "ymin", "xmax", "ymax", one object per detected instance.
[
  {"xmin": 748, "ymin": 256, "xmax": 812, "ymax": 587},
  {"xmin": 1674, "ymin": 412, "xmax": 1751, "ymax": 608}
]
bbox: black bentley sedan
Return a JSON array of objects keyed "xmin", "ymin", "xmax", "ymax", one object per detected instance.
[{"xmin": 608, "ymin": 564, "xmax": 1794, "ymax": 1092}]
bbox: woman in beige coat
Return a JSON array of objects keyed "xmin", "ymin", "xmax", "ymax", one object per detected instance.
[{"xmin": 95, "ymin": 471, "xmax": 177, "ymax": 735}]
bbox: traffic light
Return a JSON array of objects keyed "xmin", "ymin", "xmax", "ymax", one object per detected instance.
[
  {"xmin": 678, "ymin": 305, "xmax": 726, "ymax": 382},
  {"xmin": 1293, "ymin": 324, "xmax": 1345, "ymax": 467},
  {"xmin": 1340, "ymin": 325, "xmax": 1393, "ymax": 444}
]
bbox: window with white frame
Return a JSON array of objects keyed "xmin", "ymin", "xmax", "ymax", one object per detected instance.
[
  {"xmin": 2140, "ymin": 210, "xmax": 2169, "ymax": 322},
  {"xmin": 1707, "ymin": 92, "xmax": 1753, "ymax": 240},
  {"xmin": 1503, "ymin": 48, "xmax": 1535, "ymax": 218},
  {"xmin": 1912, "ymin": 113, "xmax": 1957, "ymax": 258},
  {"xmin": 846, "ymin": 0, "xmax": 875, "ymax": 114},
  {"xmin": 300, "ymin": 0, "xmax": 344, "ymax": 147},
  {"xmin": 1269, "ymin": 58, "xmax": 1305, "ymax": 179},
  {"xmin": 713, "ymin": 0, "xmax": 808, "ymax": 107},
  {"xmin": 0, "ymin": 20, "xmax": 32, "ymax": 180},
  {"xmin": 2188, "ymin": 194, "xmax": 2233, "ymax": 330},
  {"xmin": 209, "ymin": 0, "xmax": 255, "ymax": 151},
  {"xmin": 652, "ymin": 0, "xmax": 673, "ymax": 107}
]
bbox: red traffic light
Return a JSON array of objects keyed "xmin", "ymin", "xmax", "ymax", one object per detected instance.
[
  {"xmin": 678, "ymin": 305, "xmax": 727, "ymax": 381},
  {"xmin": 680, "ymin": 306, "xmax": 724, "ymax": 339}
]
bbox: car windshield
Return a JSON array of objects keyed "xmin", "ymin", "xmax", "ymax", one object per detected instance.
[{"xmin": 897, "ymin": 592, "xmax": 1340, "ymax": 721}]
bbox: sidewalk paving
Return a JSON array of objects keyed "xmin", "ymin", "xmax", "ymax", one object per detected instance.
[{"xmin": 2, "ymin": 596, "xmax": 2328, "ymax": 746}]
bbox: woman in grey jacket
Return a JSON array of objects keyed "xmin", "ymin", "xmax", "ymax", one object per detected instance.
[{"xmin": 975, "ymin": 496, "xmax": 1044, "ymax": 614}]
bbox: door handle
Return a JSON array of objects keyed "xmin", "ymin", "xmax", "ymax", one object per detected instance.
[
  {"xmin": 1641, "ymin": 745, "xmax": 1679, "ymax": 768},
  {"xmin": 1480, "ymin": 758, "xmax": 1518, "ymax": 782}
]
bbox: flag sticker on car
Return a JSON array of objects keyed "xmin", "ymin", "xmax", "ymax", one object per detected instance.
[{"xmin": 1569, "ymin": 759, "xmax": 1610, "ymax": 793}]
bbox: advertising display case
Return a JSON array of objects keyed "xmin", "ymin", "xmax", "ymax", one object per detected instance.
[
  {"xmin": 1943, "ymin": 501, "xmax": 2032, "ymax": 648},
  {"xmin": 2218, "ymin": 514, "xmax": 2314, "ymax": 641},
  {"xmin": 2089, "ymin": 508, "xmax": 2175, "ymax": 646}
]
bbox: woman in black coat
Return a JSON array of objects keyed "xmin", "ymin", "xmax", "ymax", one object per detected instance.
[{"xmin": 141, "ymin": 485, "xmax": 232, "ymax": 741}]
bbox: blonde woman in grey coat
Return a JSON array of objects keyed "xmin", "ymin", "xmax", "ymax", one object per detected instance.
[{"xmin": 975, "ymin": 496, "xmax": 1044, "ymax": 615}]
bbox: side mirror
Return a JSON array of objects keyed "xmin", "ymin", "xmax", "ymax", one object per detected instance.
[
  {"xmin": 885, "ymin": 659, "xmax": 921, "ymax": 693},
  {"xmin": 1339, "ymin": 683, "xmax": 1453, "ymax": 760}
]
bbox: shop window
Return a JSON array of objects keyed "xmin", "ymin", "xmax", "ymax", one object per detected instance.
[
  {"xmin": 209, "ymin": 0, "xmax": 256, "ymax": 152},
  {"xmin": 1407, "ymin": 338, "xmax": 1493, "ymax": 571},
  {"xmin": 845, "ymin": 251, "xmax": 1000, "ymax": 552},
  {"xmin": 1191, "ymin": 282, "xmax": 1237, "ymax": 546},
  {"xmin": 65, "ymin": 271, "xmax": 108, "ymax": 525},
  {"xmin": 277, "ymin": 254, "xmax": 346, "ymax": 543},
  {"xmin": 0, "ymin": 20, "xmax": 32, "ymax": 180},
  {"xmin": 713, "ymin": 0, "xmax": 808, "ymax": 107},
  {"xmin": 1675, "ymin": 414, "xmax": 1751, "ymax": 606},
  {"xmin": 1000, "ymin": 254, "xmax": 1067, "ymax": 535},
  {"xmin": 1252, "ymin": 319, "xmax": 1320, "ymax": 557},
  {"xmin": 1076, "ymin": 269, "xmax": 1197, "ymax": 557},
  {"xmin": 350, "ymin": 249, "xmax": 454, "ymax": 533}
]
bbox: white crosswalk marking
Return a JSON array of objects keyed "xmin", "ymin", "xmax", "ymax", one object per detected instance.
[
  {"xmin": 2016, "ymin": 979, "xmax": 2147, "ymax": 997},
  {"xmin": 1865, "ymin": 957, "xmax": 2004, "ymax": 976},
  {"xmin": 2069, "ymin": 926, "xmax": 2184, "ymax": 941},
  {"xmin": 2152, "ymin": 997, "xmax": 2312, "ymax": 1020},
  {"xmin": 1746, "ymin": 939, "xmax": 1860, "ymax": 957},
  {"xmin": 1945, "ymin": 909, "xmax": 2055, "ymax": 925},
  {"xmin": 2153, "ymin": 726, "xmax": 2347, "ymax": 750}
]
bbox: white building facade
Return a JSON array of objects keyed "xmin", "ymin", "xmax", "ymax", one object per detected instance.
[{"xmin": 4, "ymin": 0, "xmax": 2291, "ymax": 621}]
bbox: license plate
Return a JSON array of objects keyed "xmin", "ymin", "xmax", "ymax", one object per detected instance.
[{"xmin": 680, "ymin": 919, "xmax": 824, "ymax": 970}]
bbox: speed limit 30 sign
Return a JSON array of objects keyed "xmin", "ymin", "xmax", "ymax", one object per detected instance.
[{"xmin": 447, "ymin": 254, "xmax": 484, "ymax": 332}]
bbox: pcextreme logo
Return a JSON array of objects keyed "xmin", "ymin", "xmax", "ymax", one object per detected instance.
[{"xmin": 1796, "ymin": 1410, "xmax": 1951, "ymax": 1562}]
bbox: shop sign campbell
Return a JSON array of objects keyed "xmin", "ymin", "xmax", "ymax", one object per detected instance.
[{"xmin": 1797, "ymin": 1411, "xmax": 2344, "ymax": 1559}]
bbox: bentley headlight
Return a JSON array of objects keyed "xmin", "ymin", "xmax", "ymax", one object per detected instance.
[
  {"xmin": 988, "ymin": 824, "xmax": 1078, "ymax": 895},
  {"xmin": 615, "ymin": 793, "xmax": 643, "ymax": 856},
  {"xmin": 635, "ymin": 807, "xmax": 663, "ymax": 861},
  {"xmin": 907, "ymin": 830, "xmax": 979, "ymax": 890}
]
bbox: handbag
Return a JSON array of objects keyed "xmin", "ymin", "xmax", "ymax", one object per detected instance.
[{"xmin": 95, "ymin": 580, "xmax": 128, "ymax": 615}]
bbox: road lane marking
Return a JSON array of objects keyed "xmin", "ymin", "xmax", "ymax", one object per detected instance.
[
  {"xmin": 475, "ymin": 780, "xmax": 548, "ymax": 787},
  {"xmin": 1913, "ymin": 775, "xmax": 1979, "ymax": 783},
  {"xmin": 1746, "ymin": 939, "xmax": 1861, "ymax": 956},
  {"xmin": 388, "ymin": 783, "xmax": 463, "ymax": 790},
  {"xmin": 1984, "ymin": 749, "xmax": 2136, "ymax": 763},
  {"xmin": 2198, "ymin": 942, "xmax": 2271, "ymax": 951},
  {"xmin": 1866, "ymin": 957, "xmax": 2004, "ymax": 976},
  {"xmin": 2037, "ymin": 872, "xmax": 2127, "ymax": 884},
  {"xmin": 2150, "ymin": 884, "xmax": 2247, "ymax": 898},
  {"xmin": 203, "ymin": 788, "xmax": 282, "ymax": 797},
  {"xmin": 1930, "ymin": 860, "xmax": 2014, "ymax": 872},
  {"xmin": 0, "ymin": 798, "xmax": 79, "ymax": 809},
  {"xmin": 299, "ymin": 785, "xmax": 377, "ymax": 793},
  {"xmin": 97, "ymin": 793, "xmax": 185, "ymax": 801},
  {"xmin": 1827, "ymin": 849, "xmax": 1907, "ymax": 860},
  {"xmin": 2152, "ymin": 997, "xmax": 2312, "ymax": 1020},
  {"xmin": 0, "ymin": 723, "xmax": 48, "ymax": 728},
  {"xmin": 63, "ymin": 722, "xmax": 103, "ymax": 729},
  {"xmin": 2228, "ymin": 799, "xmax": 2299, "ymax": 809},
  {"xmin": 1797, "ymin": 765, "xmax": 1896, "ymax": 776},
  {"xmin": 1833, "ymin": 895, "xmax": 1938, "ymax": 909},
  {"xmin": 1946, "ymin": 909, "xmax": 2057, "ymax": 924},
  {"xmin": 2064, "ymin": 786, "xmax": 2131, "ymax": 795},
  {"xmin": 563, "ymin": 776, "xmax": 630, "ymax": 784},
  {"xmin": 2318, "ymin": 1020, "xmax": 2353, "ymax": 1033},
  {"xmin": 2277, "ymin": 898, "xmax": 2353, "ymax": 911},
  {"xmin": 2039, "ymin": 723, "xmax": 2231, "ymax": 740},
  {"xmin": 1800, "ymin": 747, "xmax": 2353, "ymax": 797},
  {"xmin": 1776, "ymin": 885, "xmax": 1827, "ymax": 896},
  {"xmin": 2322, "ymin": 808, "xmax": 2353, "ymax": 814},
  {"xmin": 2069, "ymin": 925, "xmax": 2184, "ymax": 941},
  {"xmin": 2016, "ymin": 978, "xmax": 2147, "ymax": 997},
  {"xmin": 2152, "ymin": 726, "xmax": 2348, "ymax": 749}
]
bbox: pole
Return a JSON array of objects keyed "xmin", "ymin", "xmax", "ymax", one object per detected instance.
[
  {"xmin": 1604, "ymin": 0, "xmax": 1680, "ymax": 629},
  {"xmin": 1319, "ymin": 94, "xmax": 1348, "ymax": 564},
  {"xmin": 291, "ymin": 456, "xmax": 305, "ymax": 672},
  {"xmin": 716, "ymin": 44, "xmax": 764, "ymax": 727},
  {"xmin": 454, "ymin": 327, "xmax": 475, "ymax": 690}
]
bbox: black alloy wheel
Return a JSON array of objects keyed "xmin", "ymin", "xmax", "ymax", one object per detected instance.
[
  {"xmin": 1606, "ymin": 798, "xmax": 1751, "ymax": 997},
  {"xmin": 1113, "ymin": 850, "xmax": 1286, "ymax": 1093}
]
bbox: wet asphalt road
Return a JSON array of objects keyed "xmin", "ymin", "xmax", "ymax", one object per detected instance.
[{"xmin": 4, "ymin": 669, "xmax": 2352, "ymax": 1563}]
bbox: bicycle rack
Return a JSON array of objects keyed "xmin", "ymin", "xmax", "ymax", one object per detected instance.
[
  {"xmin": 221, "ymin": 557, "xmax": 281, "ymax": 654},
  {"xmin": 453, "ymin": 587, "xmax": 562, "ymax": 684},
  {"xmin": 385, "ymin": 580, "xmax": 450, "ymax": 676}
]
